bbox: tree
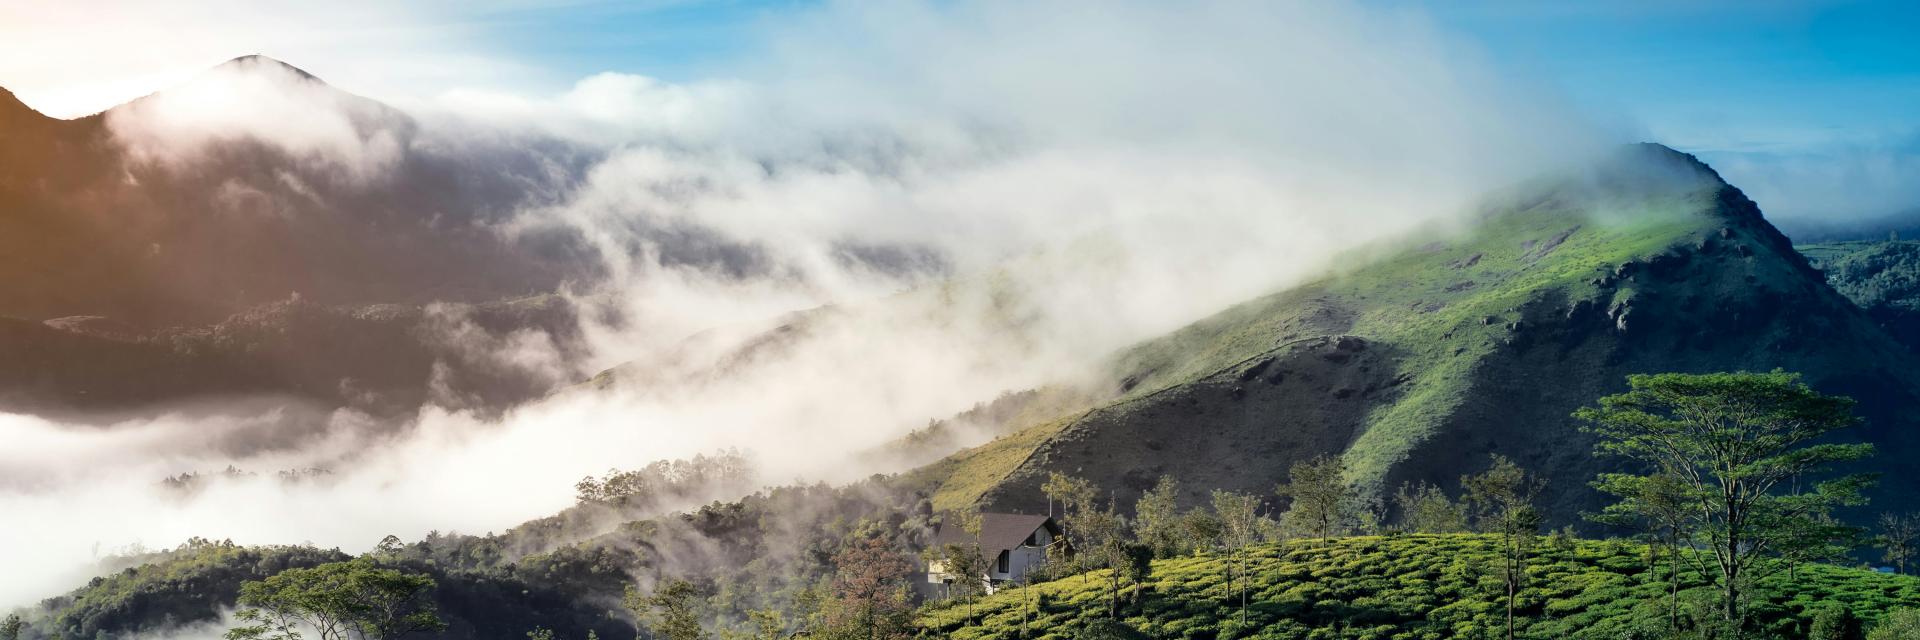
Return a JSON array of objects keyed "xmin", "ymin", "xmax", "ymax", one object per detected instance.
[
  {"xmin": 929, "ymin": 511, "xmax": 989, "ymax": 618},
  {"xmin": 1043, "ymin": 473, "xmax": 1097, "ymax": 523},
  {"xmin": 225, "ymin": 559, "xmax": 445, "ymax": 640},
  {"xmin": 1071, "ymin": 501, "xmax": 1140, "ymax": 619},
  {"xmin": 374, "ymin": 535, "xmax": 405, "ymax": 557},
  {"xmin": 1393, "ymin": 481, "xmax": 1467, "ymax": 534},
  {"xmin": 1134, "ymin": 476, "xmax": 1185, "ymax": 558},
  {"xmin": 1576, "ymin": 371, "xmax": 1875, "ymax": 631},
  {"xmin": 1463, "ymin": 454, "xmax": 1542, "ymax": 640},
  {"xmin": 746, "ymin": 609, "xmax": 785, "ymax": 640},
  {"xmin": 1, "ymin": 615, "xmax": 22, "ymax": 640},
  {"xmin": 1590, "ymin": 472, "xmax": 1694, "ymax": 632},
  {"xmin": 825, "ymin": 537, "xmax": 912, "ymax": 640},
  {"xmin": 1043, "ymin": 473, "xmax": 1099, "ymax": 575},
  {"xmin": 1878, "ymin": 513, "xmax": 1919, "ymax": 575},
  {"xmin": 624, "ymin": 580, "xmax": 705, "ymax": 640},
  {"xmin": 1180, "ymin": 508, "xmax": 1222, "ymax": 553},
  {"xmin": 1077, "ymin": 504, "xmax": 1121, "ymax": 609},
  {"xmin": 931, "ymin": 542, "xmax": 987, "ymax": 617},
  {"xmin": 1276, "ymin": 455, "xmax": 1350, "ymax": 544},
  {"xmin": 1210, "ymin": 490, "xmax": 1261, "ymax": 627}
]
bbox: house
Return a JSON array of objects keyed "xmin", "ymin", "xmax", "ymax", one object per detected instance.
[{"xmin": 925, "ymin": 513, "xmax": 1061, "ymax": 595}]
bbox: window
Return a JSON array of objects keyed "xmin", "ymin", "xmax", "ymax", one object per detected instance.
[{"xmin": 996, "ymin": 550, "xmax": 1010, "ymax": 574}]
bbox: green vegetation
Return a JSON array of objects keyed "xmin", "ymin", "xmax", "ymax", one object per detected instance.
[
  {"xmin": 915, "ymin": 143, "xmax": 1920, "ymax": 529},
  {"xmin": 32, "ymin": 539, "xmax": 350, "ymax": 639},
  {"xmin": 915, "ymin": 535, "xmax": 1920, "ymax": 640},
  {"xmin": 627, "ymin": 580, "xmax": 707, "ymax": 640},
  {"xmin": 1461, "ymin": 455, "xmax": 1544, "ymax": 640},
  {"xmin": 225, "ymin": 559, "xmax": 445, "ymax": 640},
  {"xmin": 1799, "ymin": 240, "xmax": 1920, "ymax": 313},
  {"xmin": 1799, "ymin": 239, "xmax": 1920, "ymax": 352},
  {"xmin": 1578, "ymin": 371, "xmax": 1875, "ymax": 632}
]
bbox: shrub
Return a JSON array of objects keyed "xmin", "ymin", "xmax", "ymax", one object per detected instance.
[
  {"xmin": 1811, "ymin": 605, "xmax": 1865, "ymax": 640},
  {"xmin": 1869, "ymin": 608, "xmax": 1920, "ymax": 640},
  {"xmin": 1077, "ymin": 619, "xmax": 1149, "ymax": 640}
]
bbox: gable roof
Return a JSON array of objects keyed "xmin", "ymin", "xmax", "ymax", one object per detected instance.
[{"xmin": 931, "ymin": 512, "xmax": 1059, "ymax": 560}]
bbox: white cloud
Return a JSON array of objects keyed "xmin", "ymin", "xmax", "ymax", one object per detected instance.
[
  {"xmin": 104, "ymin": 57, "xmax": 412, "ymax": 185},
  {"xmin": 1707, "ymin": 135, "xmax": 1920, "ymax": 221},
  {"xmin": 0, "ymin": 0, "xmax": 1623, "ymax": 612}
]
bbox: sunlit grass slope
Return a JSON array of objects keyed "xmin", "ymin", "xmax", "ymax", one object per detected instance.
[{"xmin": 916, "ymin": 534, "xmax": 1920, "ymax": 640}]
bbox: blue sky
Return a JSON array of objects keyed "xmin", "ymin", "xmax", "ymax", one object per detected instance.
[
  {"xmin": 1429, "ymin": 1, "xmax": 1920, "ymax": 149},
  {"xmin": 457, "ymin": 0, "xmax": 1920, "ymax": 218},
  {"xmin": 479, "ymin": 1, "xmax": 1920, "ymax": 149},
  {"xmin": 1, "ymin": 0, "xmax": 1915, "ymax": 218}
]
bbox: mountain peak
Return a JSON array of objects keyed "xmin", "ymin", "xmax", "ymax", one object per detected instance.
[{"xmin": 210, "ymin": 55, "xmax": 323, "ymax": 83}]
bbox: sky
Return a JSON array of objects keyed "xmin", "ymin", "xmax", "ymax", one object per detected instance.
[{"xmin": 1, "ymin": 1, "xmax": 1916, "ymax": 219}]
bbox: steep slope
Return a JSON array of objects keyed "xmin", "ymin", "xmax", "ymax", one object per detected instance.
[{"xmin": 928, "ymin": 144, "xmax": 1920, "ymax": 523}]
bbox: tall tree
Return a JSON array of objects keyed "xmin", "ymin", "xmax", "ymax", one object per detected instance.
[
  {"xmin": 225, "ymin": 559, "xmax": 445, "ymax": 640},
  {"xmin": 1043, "ymin": 473, "xmax": 1096, "ymax": 523},
  {"xmin": 1393, "ymin": 481, "xmax": 1467, "ymax": 534},
  {"xmin": 1134, "ymin": 476, "xmax": 1185, "ymax": 558},
  {"xmin": 1590, "ymin": 472, "xmax": 1694, "ymax": 632},
  {"xmin": 1074, "ymin": 502, "xmax": 1134, "ymax": 619},
  {"xmin": 624, "ymin": 580, "xmax": 706, "ymax": 640},
  {"xmin": 1276, "ymin": 455, "xmax": 1350, "ymax": 544},
  {"xmin": 825, "ymin": 537, "xmax": 913, "ymax": 640},
  {"xmin": 1879, "ymin": 512, "xmax": 1919, "ymax": 575},
  {"xmin": 1463, "ymin": 454, "xmax": 1542, "ymax": 640},
  {"xmin": 1, "ymin": 614, "xmax": 22, "ymax": 640},
  {"xmin": 1576, "ymin": 371, "xmax": 1875, "ymax": 631},
  {"xmin": 1042, "ymin": 473, "xmax": 1099, "ymax": 575},
  {"xmin": 930, "ymin": 511, "xmax": 989, "ymax": 618},
  {"xmin": 1210, "ymin": 490, "xmax": 1261, "ymax": 627}
]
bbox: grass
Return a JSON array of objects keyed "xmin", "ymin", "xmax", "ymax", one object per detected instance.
[
  {"xmin": 915, "ymin": 534, "xmax": 1920, "ymax": 640},
  {"xmin": 919, "ymin": 160, "xmax": 1740, "ymax": 502},
  {"xmin": 908, "ymin": 411, "xmax": 1086, "ymax": 512}
]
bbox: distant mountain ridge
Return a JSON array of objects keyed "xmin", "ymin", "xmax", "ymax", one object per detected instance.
[
  {"xmin": 0, "ymin": 56, "xmax": 608, "ymax": 411},
  {"xmin": 0, "ymin": 55, "xmax": 598, "ymax": 326}
]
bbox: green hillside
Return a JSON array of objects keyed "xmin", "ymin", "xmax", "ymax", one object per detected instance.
[
  {"xmin": 915, "ymin": 534, "xmax": 1920, "ymax": 640},
  {"xmin": 923, "ymin": 144, "xmax": 1920, "ymax": 523}
]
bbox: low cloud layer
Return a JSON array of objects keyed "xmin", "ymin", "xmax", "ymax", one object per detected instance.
[
  {"xmin": 1, "ymin": 0, "xmax": 1618, "ymax": 611},
  {"xmin": 1708, "ymin": 132, "xmax": 1920, "ymax": 222}
]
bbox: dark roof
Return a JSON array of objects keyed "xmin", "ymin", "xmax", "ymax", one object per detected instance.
[{"xmin": 931, "ymin": 513, "xmax": 1058, "ymax": 560}]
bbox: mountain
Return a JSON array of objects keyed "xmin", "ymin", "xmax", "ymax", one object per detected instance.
[
  {"xmin": 0, "ymin": 56, "xmax": 604, "ymax": 411},
  {"xmin": 20, "ymin": 142, "xmax": 1920, "ymax": 640},
  {"xmin": 912, "ymin": 143, "xmax": 1920, "ymax": 525},
  {"xmin": 0, "ymin": 55, "xmax": 596, "ymax": 326}
]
